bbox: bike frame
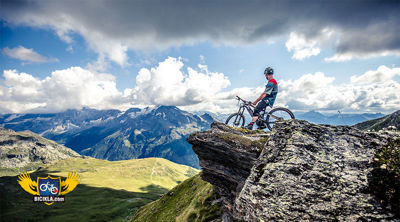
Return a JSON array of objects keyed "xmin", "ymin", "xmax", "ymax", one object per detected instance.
[
  {"xmin": 235, "ymin": 96, "xmax": 267, "ymax": 121},
  {"xmin": 236, "ymin": 102, "xmax": 254, "ymax": 117}
]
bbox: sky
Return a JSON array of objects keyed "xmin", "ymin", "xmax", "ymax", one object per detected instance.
[{"xmin": 0, "ymin": 0, "xmax": 400, "ymax": 114}]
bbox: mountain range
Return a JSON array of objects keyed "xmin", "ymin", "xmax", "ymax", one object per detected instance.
[
  {"xmin": 0, "ymin": 107, "xmax": 392, "ymax": 168},
  {"xmin": 0, "ymin": 106, "xmax": 215, "ymax": 168},
  {"xmin": 295, "ymin": 110, "xmax": 385, "ymax": 125}
]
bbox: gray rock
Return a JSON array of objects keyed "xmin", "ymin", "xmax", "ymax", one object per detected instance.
[
  {"xmin": 0, "ymin": 127, "xmax": 82, "ymax": 169},
  {"xmin": 188, "ymin": 120, "xmax": 400, "ymax": 221},
  {"xmin": 187, "ymin": 122, "xmax": 269, "ymax": 220}
]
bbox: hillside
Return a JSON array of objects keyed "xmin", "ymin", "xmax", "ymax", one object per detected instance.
[
  {"xmin": 131, "ymin": 174, "xmax": 221, "ymax": 222},
  {"xmin": 0, "ymin": 127, "xmax": 81, "ymax": 176},
  {"xmin": 353, "ymin": 110, "xmax": 400, "ymax": 131},
  {"xmin": 0, "ymin": 157, "xmax": 198, "ymax": 222}
]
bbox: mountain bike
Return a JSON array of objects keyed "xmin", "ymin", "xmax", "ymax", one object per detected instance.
[{"xmin": 225, "ymin": 96, "xmax": 295, "ymax": 131}]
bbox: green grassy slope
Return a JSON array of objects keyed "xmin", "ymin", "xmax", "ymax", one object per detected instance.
[
  {"xmin": 0, "ymin": 157, "xmax": 198, "ymax": 222},
  {"xmin": 131, "ymin": 174, "xmax": 222, "ymax": 222}
]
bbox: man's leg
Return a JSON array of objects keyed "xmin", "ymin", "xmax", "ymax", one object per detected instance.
[
  {"xmin": 251, "ymin": 116, "xmax": 259, "ymax": 123},
  {"xmin": 246, "ymin": 116, "xmax": 258, "ymax": 130},
  {"xmin": 246, "ymin": 100, "xmax": 267, "ymax": 130}
]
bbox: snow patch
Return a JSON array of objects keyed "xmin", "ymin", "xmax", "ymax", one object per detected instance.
[
  {"xmin": 134, "ymin": 129, "xmax": 142, "ymax": 135},
  {"xmin": 126, "ymin": 106, "xmax": 158, "ymax": 119},
  {"xmin": 90, "ymin": 116, "xmax": 114, "ymax": 124},
  {"xmin": 5, "ymin": 114, "xmax": 21, "ymax": 122},
  {"xmin": 170, "ymin": 123, "xmax": 201, "ymax": 139}
]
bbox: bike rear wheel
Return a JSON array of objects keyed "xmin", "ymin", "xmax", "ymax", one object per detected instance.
[
  {"xmin": 266, "ymin": 107, "xmax": 295, "ymax": 131},
  {"xmin": 225, "ymin": 113, "xmax": 245, "ymax": 128}
]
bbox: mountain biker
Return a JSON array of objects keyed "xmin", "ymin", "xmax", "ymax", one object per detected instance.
[{"xmin": 246, "ymin": 67, "xmax": 278, "ymax": 130}]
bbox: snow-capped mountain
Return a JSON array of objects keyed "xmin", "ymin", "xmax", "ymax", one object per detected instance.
[
  {"xmin": 0, "ymin": 107, "xmax": 121, "ymax": 135},
  {"xmin": 0, "ymin": 106, "xmax": 213, "ymax": 168}
]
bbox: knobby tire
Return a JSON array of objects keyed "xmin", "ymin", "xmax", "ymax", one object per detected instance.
[{"xmin": 225, "ymin": 113, "xmax": 245, "ymax": 128}]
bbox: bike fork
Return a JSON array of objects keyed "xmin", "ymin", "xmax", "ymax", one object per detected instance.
[{"xmin": 234, "ymin": 114, "xmax": 240, "ymax": 125}]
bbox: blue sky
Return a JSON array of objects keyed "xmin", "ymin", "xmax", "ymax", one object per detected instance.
[{"xmin": 1, "ymin": 0, "xmax": 399, "ymax": 114}]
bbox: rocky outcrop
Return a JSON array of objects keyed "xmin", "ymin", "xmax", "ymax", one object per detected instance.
[
  {"xmin": 187, "ymin": 120, "xmax": 400, "ymax": 221},
  {"xmin": 187, "ymin": 123, "xmax": 268, "ymax": 220},
  {"xmin": 0, "ymin": 127, "xmax": 82, "ymax": 168}
]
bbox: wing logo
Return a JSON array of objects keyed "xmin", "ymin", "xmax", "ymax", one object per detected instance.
[{"xmin": 17, "ymin": 172, "xmax": 80, "ymax": 205}]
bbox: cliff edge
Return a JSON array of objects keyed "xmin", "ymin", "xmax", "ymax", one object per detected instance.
[{"xmin": 187, "ymin": 120, "xmax": 399, "ymax": 221}]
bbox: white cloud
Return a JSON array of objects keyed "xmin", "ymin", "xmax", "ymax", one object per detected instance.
[
  {"xmin": 1, "ymin": 59, "xmax": 399, "ymax": 114},
  {"xmin": 286, "ymin": 32, "xmax": 321, "ymax": 60},
  {"xmin": 199, "ymin": 55, "xmax": 206, "ymax": 64},
  {"xmin": 350, "ymin": 65, "xmax": 400, "ymax": 84},
  {"xmin": 278, "ymin": 66, "xmax": 400, "ymax": 113},
  {"xmin": 286, "ymin": 29, "xmax": 335, "ymax": 60},
  {"xmin": 0, "ymin": 57, "xmax": 232, "ymax": 113},
  {"xmin": 66, "ymin": 45, "xmax": 74, "ymax": 53},
  {"xmin": 324, "ymin": 54, "xmax": 354, "ymax": 62},
  {"xmin": 132, "ymin": 57, "xmax": 231, "ymax": 106},
  {"xmin": 325, "ymin": 50, "xmax": 400, "ymax": 62},
  {"xmin": 86, "ymin": 55, "xmax": 109, "ymax": 73},
  {"xmin": 2, "ymin": 46, "xmax": 58, "ymax": 63},
  {"xmin": 0, "ymin": 68, "xmax": 129, "ymax": 113}
]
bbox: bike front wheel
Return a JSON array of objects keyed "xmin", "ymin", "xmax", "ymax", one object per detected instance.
[
  {"xmin": 225, "ymin": 113, "xmax": 245, "ymax": 128},
  {"xmin": 266, "ymin": 107, "xmax": 295, "ymax": 131}
]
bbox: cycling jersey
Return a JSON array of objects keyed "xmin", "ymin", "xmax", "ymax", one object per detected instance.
[{"xmin": 263, "ymin": 79, "xmax": 278, "ymax": 107}]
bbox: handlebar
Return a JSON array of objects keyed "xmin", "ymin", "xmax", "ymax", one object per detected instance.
[{"xmin": 236, "ymin": 95, "xmax": 255, "ymax": 107}]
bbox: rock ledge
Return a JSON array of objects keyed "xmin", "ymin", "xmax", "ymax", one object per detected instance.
[{"xmin": 188, "ymin": 120, "xmax": 399, "ymax": 221}]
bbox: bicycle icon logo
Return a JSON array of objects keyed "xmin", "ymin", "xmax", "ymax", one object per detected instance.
[
  {"xmin": 39, "ymin": 182, "xmax": 59, "ymax": 195},
  {"xmin": 38, "ymin": 176, "xmax": 61, "ymax": 196}
]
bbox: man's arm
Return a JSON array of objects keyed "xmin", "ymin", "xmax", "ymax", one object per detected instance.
[
  {"xmin": 252, "ymin": 81, "xmax": 275, "ymax": 105},
  {"xmin": 252, "ymin": 93, "xmax": 266, "ymax": 105}
]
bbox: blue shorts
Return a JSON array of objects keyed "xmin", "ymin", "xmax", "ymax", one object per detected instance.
[{"xmin": 253, "ymin": 100, "xmax": 268, "ymax": 117}]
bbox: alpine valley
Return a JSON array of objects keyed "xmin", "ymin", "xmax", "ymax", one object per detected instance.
[{"xmin": 0, "ymin": 106, "xmax": 215, "ymax": 169}]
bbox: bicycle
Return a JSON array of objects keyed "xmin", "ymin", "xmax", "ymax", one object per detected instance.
[{"xmin": 225, "ymin": 96, "xmax": 295, "ymax": 131}]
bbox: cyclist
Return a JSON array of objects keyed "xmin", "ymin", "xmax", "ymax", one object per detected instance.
[{"xmin": 246, "ymin": 67, "xmax": 278, "ymax": 130}]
